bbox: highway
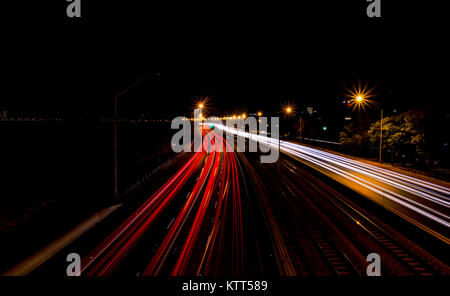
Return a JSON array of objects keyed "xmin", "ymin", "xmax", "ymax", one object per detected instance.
[
  {"xmin": 28, "ymin": 126, "xmax": 450, "ymax": 276},
  {"xmin": 79, "ymin": 128, "xmax": 265, "ymax": 276}
]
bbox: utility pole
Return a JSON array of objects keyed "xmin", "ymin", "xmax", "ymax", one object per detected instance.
[
  {"xmin": 298, "ymin": 115, "xmax": 302, "ymax": 140},
  {"xmin": 379, "ymin": 108, "xmax": 383, "ymax": 163}
]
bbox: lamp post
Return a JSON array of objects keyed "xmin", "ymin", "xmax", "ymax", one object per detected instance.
[
  {"xmin": 113, "ymin": 72, "xmax": 159, "ymax": 201},
  {"xmin": 353, "ymin": 95, "xmax": 383, "ymax": 163},
  {"xmin": 197, "ymin": 102, "xmax": 204, "ymax": 134},
  {"xmin": 379, "ymin": 108, "xmax": 383, "ymax": 163},
  {"xmin": 279, "ymin": 105, "xmax": 294, "ymax": 168},
  {"xmin": 298, "ymin": 114, "xmax": 303, "ymax": 140}
]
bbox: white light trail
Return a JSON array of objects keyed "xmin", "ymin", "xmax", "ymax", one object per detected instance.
[{"xmin": 213, "ymin": 123, "xmax": 450, "ymax": 238}]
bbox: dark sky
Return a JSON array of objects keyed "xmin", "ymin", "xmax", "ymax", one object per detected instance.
[{"xmin": 1, "ymin": 1, "xmax": 448, "ymax": 118}]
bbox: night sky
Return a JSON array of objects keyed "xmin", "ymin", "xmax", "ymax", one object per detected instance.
[{"xmin": 2, "ymin": 1, "xmax": 448, "ymax": 118}]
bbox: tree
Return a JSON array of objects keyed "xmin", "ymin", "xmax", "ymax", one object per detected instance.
[
  {"xmin": 339, "ymin": 122, "xmax": 370, "ymax": 155},
  {"xmin": 368, "ymin": 110, "xmax": 428, "ymax": 163}
]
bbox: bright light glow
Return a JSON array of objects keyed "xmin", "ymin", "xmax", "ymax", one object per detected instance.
[
  {"xmin": 257, "ymin": 112, "xmax": 262, "ymax": 117},
  {"xmin": 281, "ymin": 102, "xmax": 296, "ymax": 118},
  {"xmin": 344, "ymin": 81, "xmax": 376, "ymax": 111},
  {"xmin": 194, "ymin": 97, "xmax": 209, "ymax": 112}
]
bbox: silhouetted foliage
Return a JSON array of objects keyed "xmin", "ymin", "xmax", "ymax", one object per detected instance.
[
  {"xmin": 368, "ymin": 110, "xmax": 427, "ymax": 163},
  {"xmin": 340, "ymin": 110, "xmax": 431, "ymax": 164},
  {"xmin": 339, "ymin": 123, "xmax": 369, "ymax": 156}
]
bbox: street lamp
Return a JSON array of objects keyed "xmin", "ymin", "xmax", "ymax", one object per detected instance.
[
  {"xmin": 113, "ymin": 72, "xmax": 159, "ymax": 201},
  {"xmin": 344, "ymin": 81, "xmax": 382, "ymax": 163},
  {"xmin": 194, "ymin": 98, "xmax": 209, "ymax": 113},
  {"xmin": 278, "ymin": 104, "xmax": 296, "ymax": 168},
  {"xmin": 350, "ymin": 95, "xmax": 383, "ymax": 163},
  {"xmin": 283, "ymin": 105, "xmax": 304, "ymax": 141},
  {"xmin": 282, "ymin": 103, "xmax": 297, "ymax": 119}
]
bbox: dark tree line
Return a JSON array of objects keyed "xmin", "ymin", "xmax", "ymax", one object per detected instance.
[{"xmin": 340, "ymin": 109, "xmax": 448, "ymax": 168}]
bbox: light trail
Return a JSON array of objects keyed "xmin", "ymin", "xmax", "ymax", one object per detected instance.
[
  {"xmin": 81, "ymin": 131, "xmax": 208, "ymax": 275},
  {"xmin": 82, "ymin": 126, "xmax": 246, "ymax": 276},
  {"xmin": 201, "ymin": 134, "xmax": 243, "ymax": 275},
  {"xmin": 142, "ymin": 134, "xmax": 218, "ymax": 275},
  {"xmin": 144, "ymin": 129, "xmax": 244, "ymax": 276},
  {"xmin": 213, "ymin": 123, "xmax": 450, "ymax": 243},
  {"xmin": 80, "ymin": 121, "xmax": 449, "ymax": 276}
]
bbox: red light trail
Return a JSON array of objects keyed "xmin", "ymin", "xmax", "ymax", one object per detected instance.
[{"xmin": 82, "ymin": 129, "xmax": 244, "ymax": 276}]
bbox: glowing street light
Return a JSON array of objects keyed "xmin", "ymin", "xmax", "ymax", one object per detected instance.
[
  {"xmin": 194, "ymin": 97, "xmax": 209, "ymax": 113},
  {"xmin": 281, "ymin": 103, "xmax": 296, "ymax": 118},
  {"xmin": 279, "ymin": 102, "xmax": 297, "ymax": 168},
  {"xmin": 344, "ymin": 81, "xmax": 383, "ymax": 163},
  {"xmin": 344, "ymin": 80, "xmax": 375, "ymax": 111},
  {"xmin": 257, "ymin": 111, "xmax": 262, "ymax": 117}
]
